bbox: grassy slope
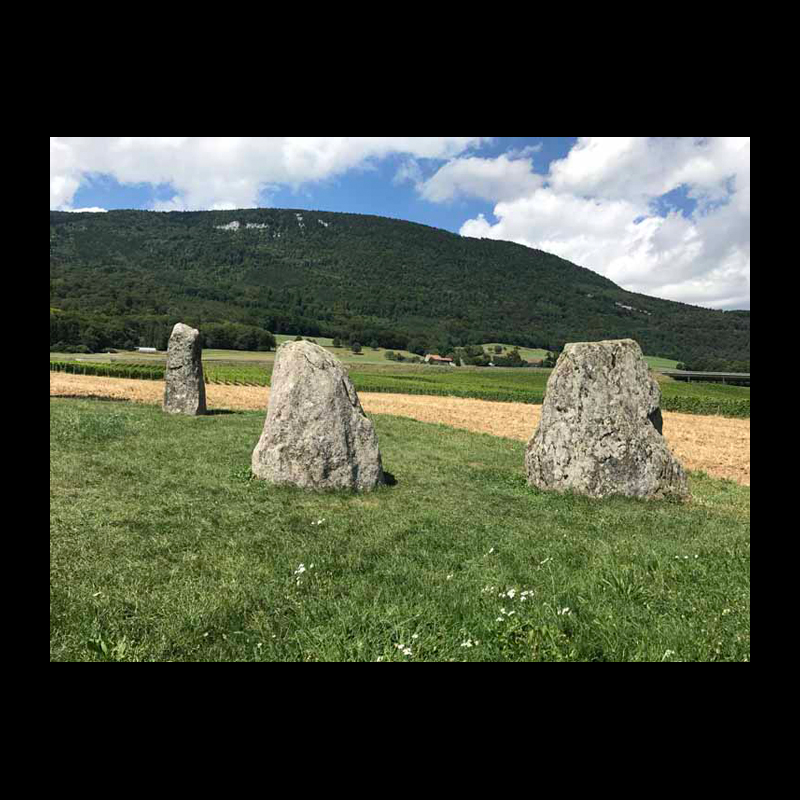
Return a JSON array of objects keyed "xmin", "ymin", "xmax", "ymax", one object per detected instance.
[
  {"xmin": 482, "ymin": 343, "xmax": 679, "ymax": 370},
  {"xmin": 50, "ymin": 399, "xmax": 750, "ymax": 662},
  {"xmin": 52, "ymin": 340, "xmax": 421, "ymax": 367},
  {"xmin": 482, "ymin": 343, "xmax": 550, "ymax": 361},
  {"xmin": 51, "ymin": 343, "xmax": 680, "ymax": 369},
  {"xmin": 644, "ymin": 355, "xmax": 681, "ymax": 369}
]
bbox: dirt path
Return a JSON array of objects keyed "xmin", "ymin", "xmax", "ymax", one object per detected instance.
[{"xmin": 50, "ymin": 372, "xmax": 751, "ymax": 486}]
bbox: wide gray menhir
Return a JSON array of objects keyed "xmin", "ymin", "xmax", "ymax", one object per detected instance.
[
  {"xmin": 163, "ymin": 323, "xmax": 207, "ymax": 416},
  {"xmin": 525, "ymin": 339, "xmax": 688, "ymax": 499},
  {"xmin": 251, "ymin": 340, "xmax": 385, "ymax": 491}
]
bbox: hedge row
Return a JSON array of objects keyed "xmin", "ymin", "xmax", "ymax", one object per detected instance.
[
  {"xmin": 50, "ymin": 360, "xmax": 165, "ymax": 381},
  {"xmin": 202, "ymin": 366, "xmax": 269, "ymax": 387},
  {"xmin": 350, "ymin": 381, "xmax": 545, "ymax": 406},
  {"xmin": 354, "ymin": 383, "xmax": 749, "ymax": 417},
  {"xmin": 50, "ymin": 360, "xmax": 272, "ymax": 388},
  {"xmin": 659, "ymin": 395, "xmax": 750, "ymax": 418}
]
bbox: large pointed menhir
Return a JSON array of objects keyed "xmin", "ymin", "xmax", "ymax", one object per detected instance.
[
  {"xmin": 525, "ymin": 339, "xmax": 688, "ymax": 499},
  {"xmin": 251, "ymin": 340, "xmax": 385, "ymax": 491},
  {"xmin": 163, "ymin": 323, "xmax": 207, "ymax": 416}
]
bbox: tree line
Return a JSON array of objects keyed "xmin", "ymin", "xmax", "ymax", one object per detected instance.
[{"xmin": 50, "ymin": 310, "xmax": 275, "ymax": 353}]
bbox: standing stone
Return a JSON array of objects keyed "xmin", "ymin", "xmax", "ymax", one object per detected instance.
[
  {"xmin": 163, "ymin": 323, "xmax": 207, "ymax": 416},
  {"xmin": 251, "ymin": 340, "xmax": 384, "ymax": 491},
  {"xmin": 525, "ymin": 339, "xmax": 688, "ymax": 499}
]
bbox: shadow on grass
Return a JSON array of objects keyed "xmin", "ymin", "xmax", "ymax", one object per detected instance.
[
  {"xmin": 383, "ymin": 471, "xmax": 398, "ymax": 487},
  {"xmin": 51, "ymin": 393, "xmax": 130, "ymax": 403}
]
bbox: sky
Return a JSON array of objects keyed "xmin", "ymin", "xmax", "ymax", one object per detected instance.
[{"xmin": 50, "ymin": 137, "xmax": 751, "ymax": 310}]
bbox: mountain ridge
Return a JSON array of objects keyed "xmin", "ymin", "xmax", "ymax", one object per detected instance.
[{"xmin": 49, "ymin": 208, "xmax": 750, "ymax": 364}]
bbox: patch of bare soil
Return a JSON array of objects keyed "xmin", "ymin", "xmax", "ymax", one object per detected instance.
[{"xmin": 50, "ymin": 372, "xmax": 750, "ymax": 486}]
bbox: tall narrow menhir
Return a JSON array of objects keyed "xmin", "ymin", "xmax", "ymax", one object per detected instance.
[{"xmin": 163, "ymin": 323, "xmax": 207, "ymax": 416}]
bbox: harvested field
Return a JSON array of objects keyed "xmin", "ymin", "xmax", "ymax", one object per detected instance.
[{"xmin": 50, "ymin": 372, "xmax": 751, "ymax": 486}]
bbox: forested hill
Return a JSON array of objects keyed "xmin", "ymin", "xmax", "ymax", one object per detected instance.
[{"xmin": 50, "ymin": 208, "xmax": 750, "ymax": 364}]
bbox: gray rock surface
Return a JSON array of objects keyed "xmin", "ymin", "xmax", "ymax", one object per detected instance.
[
  {"xmin": 525, "ymin": 339, "xmax": 688, "ymax": 499},
  {"xmin": 163, "ymin": 323, "xmax": 206, "ymax": 416},
  {"xmin": 251, "ymin": 341, "xmax": 384, "ymax": 491}
]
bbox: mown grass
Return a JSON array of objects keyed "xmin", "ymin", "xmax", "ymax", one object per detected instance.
[
  {"xmin": 50, "ymin": 398, "xmax": 750, "ymax": 662},
  {"xmin": 644, "ymin": 355, "xmax": 681, "ymax": 369}
]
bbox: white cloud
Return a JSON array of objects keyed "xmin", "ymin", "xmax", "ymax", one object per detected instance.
[
  {"xmin": 456, "ymin": 137, "xmax": 750, "ymax": 309},
  {"xmin": 418, "ymin": 154, "xmax": 544, "ymax": 203},
  {"xmin": 50, "ymin": 137, "xmax": 489, "ymax": 212},
  {"xmin": 393, "ymin": 158, "xmax": 424, "ymax": 187}
]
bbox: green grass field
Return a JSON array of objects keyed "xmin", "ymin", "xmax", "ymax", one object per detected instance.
[
  {"xmin": 482, "ymin": 343, "xmax": 679, "ymax": 370},
  {"xmin": 482, "ymin": 343, "xmax": 550, "ymax": 361},
  {"xmin": 275, "ymin": 336, "xmax": 420, "ymax": 364},
  {"xmin": 52, "ymin": 341, "xmax": 681, "ymax": 370},
  {"xmin": 51, "ymin": 339, "xmax": 420, "ymax": 367},
  {"xmin": 50, "ymin": 398, "xmax": 750, "ymax": 662},
  {"xmin": 644, "ymin": 355, "xmax": 681, "ymax": 369}
]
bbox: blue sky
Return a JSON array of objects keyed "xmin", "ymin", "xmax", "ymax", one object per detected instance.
[
  {"xmin": 50, "ymin": 137, "xmax": 750, "ymax": 310},
  {"xmin": 67, "ymin": 138, "xmax": 583, "ymax": 234}
]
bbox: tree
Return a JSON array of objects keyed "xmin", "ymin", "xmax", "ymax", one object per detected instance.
[
  {"xmin": 351, "ymin": 342, "xmax": 362, "ymax": 354},
  {"xmin": 407, "ymin": 338, "xmax": 427, "ymax": 356}
]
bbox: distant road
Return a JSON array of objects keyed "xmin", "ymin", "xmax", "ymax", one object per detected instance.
[{"xmin": 657, "ymin": 369, "xmax": 750, "ymax": 385}]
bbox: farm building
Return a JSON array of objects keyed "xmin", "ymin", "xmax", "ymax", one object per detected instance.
[
  {"xmin": 136, "ymin": 347, "xmax": 158, "ymax": 353},
  {"xmin": 424, "ymin": 354, "xmax": 454, "ymax": 366}
]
